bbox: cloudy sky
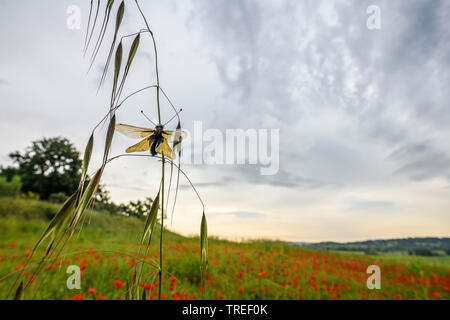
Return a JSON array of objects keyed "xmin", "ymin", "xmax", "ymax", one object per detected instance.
[{"xmin": 0, "ymin": 0, "xmax": 449, "ymax": 242}]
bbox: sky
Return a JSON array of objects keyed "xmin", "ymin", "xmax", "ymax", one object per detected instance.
[{"xmin": 0, "ymin": 0, "xmax": 449, "ymax": 242}]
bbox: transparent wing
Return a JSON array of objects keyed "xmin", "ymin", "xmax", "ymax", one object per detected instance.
[
  {"xmin": 155, "ymin": 139, "xmax": 176, "ymax": 159},
  {"xmin": 125, "ymin": 137, "xmax": 152, "ymax": 153},
  {"xmin": 116, "ymin": 123, "xmax": 154, "ymax": 139}
]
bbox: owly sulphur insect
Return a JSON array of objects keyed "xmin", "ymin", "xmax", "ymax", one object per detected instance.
[{"xmin": 115, "ymin": 115, "xmax": 186, "ymax": 159}]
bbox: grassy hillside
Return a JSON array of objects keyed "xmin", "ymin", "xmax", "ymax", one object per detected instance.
[{"xmin": 0, "ymin": 197, "xmax": 449, "ymax": 300}]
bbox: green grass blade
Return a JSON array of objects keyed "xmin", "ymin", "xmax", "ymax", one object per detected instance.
[
  {"xmin": 200, "ymin": 211, "xmax": 208, "ymax": 298},
  {"xmin": 98, "ymin": 1, "xmax": 125, "ymax": 90},
  {"xmin": 32, "ymin": 191, "xmax": 79, "ymax": 253},
  {"xmin": 112, "ymin": 41, "xmax": 123, "ymax": 96},
  {"xmin": 103, "ymin": 115, "xmax": 116, "ymax": 164},
  {"xmin": 173, "ymin": 120, "xmax": 183, "ymax": 156},
  {"xmin": 88, "ymin": 0, "xmax": 115, "ymax": 72},
  {"xmin": 113, "ymin": 33, "xmax": 140, "ymax": 104},
  {"xmin": 126, "ymin": 279, "xmax": 135, "ymax": 300},
  {"xmin": 170, "ymin": 121, "xmax": 183, "ymax": 226},
  {"xmin": 85, "ymin": 0, "xmax": 100, "ymax": 54},
  {"xmin": 115, "ymin": 1, "xmax": 125, "ymax": 31},
  {"xmin": 72, "ymin": 169, "xmax": 102, "ymax": 228},
  {"xmin": 141, "ymin": 191, "xmax": 160, "ymax": 245},
  {"xmin": 13, "ymin": 282, "xmax": 24, "ymax": 300},
  {"xmin": 200, "ymin": 211, "xmax": 208, "ymax": 274},
  {"xmin": 124, "ymin": 34, "xmax": 140, "ymax": 75},
  {"xmin": 82, "ymin": 134, "xmax": 94, "ymax": 182},
  {"xmin": 84, "ymin": 0, "xmax": 93, "ymax": 52}
]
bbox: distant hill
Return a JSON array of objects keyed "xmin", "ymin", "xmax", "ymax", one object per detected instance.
[{"xmin": 293, "ymin": 237, "xmax": 450, "ymax": 256}]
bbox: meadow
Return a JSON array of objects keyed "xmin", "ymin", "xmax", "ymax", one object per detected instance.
[{"xmin": 0, "ymin": 196, "xmax": 448, "ymax": 300}]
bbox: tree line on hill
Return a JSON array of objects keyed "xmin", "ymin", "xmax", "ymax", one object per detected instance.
[
  {"xmin": 0, "ymin": 137, "xmax": 153, "ymax": 219},
  {"xmin": 301, "ymin": 237, "xmax": 450, "ymax": 257}
]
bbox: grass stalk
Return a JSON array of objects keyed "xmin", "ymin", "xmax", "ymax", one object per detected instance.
[
  {"xmin": 159, "ymin": 157, "xmax": 165, "ymax": 299},
  {"xmin": 134, "ymin": 0, "xmax": 165, "ymax": 299}
]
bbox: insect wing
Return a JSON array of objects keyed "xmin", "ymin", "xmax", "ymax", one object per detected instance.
[
  {"xmin": 126, "ymin": 137, "xmax": 152, "ymax": 153},
  {"xmin": 155, "ymin": 139, "xmax": 176, "ymax": 159}
]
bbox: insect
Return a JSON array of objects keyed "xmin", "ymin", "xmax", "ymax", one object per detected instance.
[{"xmin": 115, "ymin": 112, "xmax": 186, "ymax": 159}]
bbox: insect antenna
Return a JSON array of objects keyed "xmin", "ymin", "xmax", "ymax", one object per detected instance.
[
  {"xmin": 140, "ymin": 110, "xmax": 157, "ymax": 126},
  {"xmin": 163, "ymin": 108, "xmax": 183, "ymax": 126}
]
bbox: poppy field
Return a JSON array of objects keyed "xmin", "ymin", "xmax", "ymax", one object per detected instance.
[{"xmin": 0, "ymin": 198, "xmax": 449, "ymax": 300}]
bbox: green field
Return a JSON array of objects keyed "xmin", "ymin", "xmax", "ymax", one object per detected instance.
[
  {"xmin": 0, "ymin": 197, "xmax": 448, "ymax": 300},
  {"xmin": 331, "ymin": 250, "xmax": 450, "ymax": 271}
]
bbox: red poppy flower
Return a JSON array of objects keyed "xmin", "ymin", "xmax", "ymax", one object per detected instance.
[
  {"xmin": 431, "ymin": 292, "xmax": 442, "ymax": 298},
  {"xmin": 114, "ymin": 280, "xmax": 123, "ymax": 289}
]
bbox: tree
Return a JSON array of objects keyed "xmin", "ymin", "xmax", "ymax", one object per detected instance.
[
  {"xmin": 48, "ymin": 192, "xmax": 68, "ymax": 203},
  {"xmin": 93, "ymin": 184, "xmax": 120, "ymax": 215},
  {"xmin": 9, "ymin": 137, "xmax": 82, "ymax": 199},
  {"xmin": 120, "ymin": 197, "xmax": 154, "ymax": 219},
  {"xmin": 0, "ymin": 166, "xmax": 20, "ymax": 181}
]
